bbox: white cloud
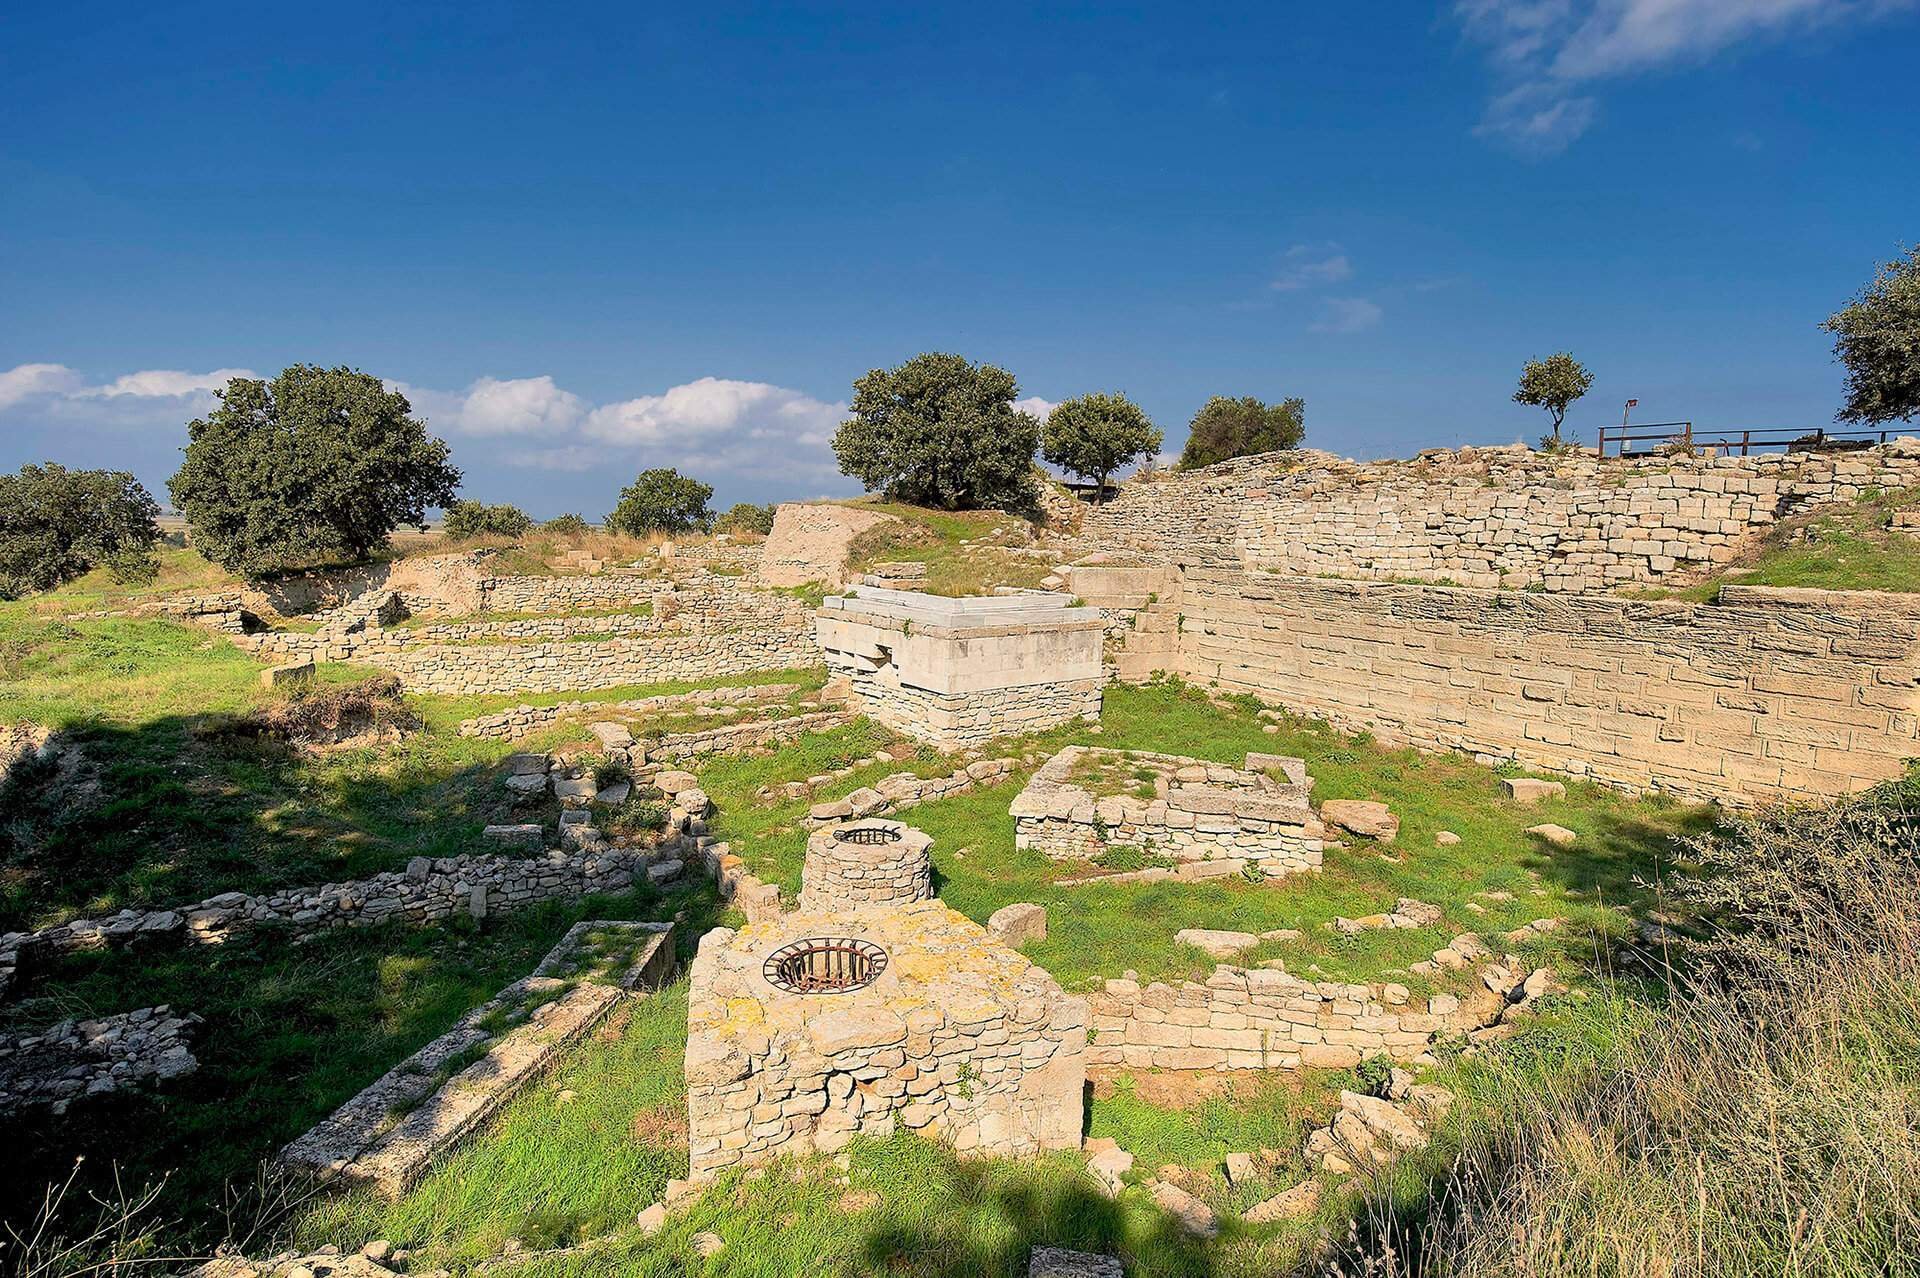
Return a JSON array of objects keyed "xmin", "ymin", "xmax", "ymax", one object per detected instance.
[
  {"xmin": 456, "ymin": 376, "xmax": 586, "ymax": 437},
  {"xmin": 1456, "ymin": 0, "xmax": 1913, "ymax": 154},
  {"xmin": 76, "ymin": 367, "xmax": 253, "ymax": 399},
  {"xmin": 1311, "ymin": 297, "xmax": 1384, "ymax": 334},
  {"xmin": 0, "ymin": 363, "xmax": 82, "ymax": 411},
  {"xmin": 1271, "ymin": 244, "xmax": 1354, "ymax": 292},
  {"xmin": 583, "ymin": 377, "xmax": 846, "ymax": 479},
  {"xmin": 1013, "ymin": 396, "xmax": 1057, "ymax": 422}
]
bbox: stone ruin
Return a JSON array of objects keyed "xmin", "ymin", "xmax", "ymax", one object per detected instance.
[
  {"xmin": 684, "ymin": 818, "xmax": 1086, "ymax": 1180},
  {"xmin": 1010, "ymin": 746, "xmax": 1326, "ymax": 880},
  {"xmin": 814, "ymin": 587, "xmax": 1105, "ymax": 747}
]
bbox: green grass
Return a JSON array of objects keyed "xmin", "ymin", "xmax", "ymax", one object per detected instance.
[
  {"xmin": 716, "ymin": 680, "xmax": 1710, "ymax": 990},
  {"xmin": 838, "ymin": 501, "xmax": 1055, "ymax": 596}
]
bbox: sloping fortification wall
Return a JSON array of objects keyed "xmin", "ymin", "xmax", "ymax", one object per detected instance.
[
  {"xmin": 1085, "ymin": 444, "xmax": 1920, "ymax": 592},
  {"xmin": 1178, "ymin": 576, "xmax": 1920, "ymax": 804}
]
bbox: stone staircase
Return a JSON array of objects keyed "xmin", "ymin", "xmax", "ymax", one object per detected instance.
[{"xmin": 1053, "ymin": 564, "xmax": 1184, "ymax": 682}]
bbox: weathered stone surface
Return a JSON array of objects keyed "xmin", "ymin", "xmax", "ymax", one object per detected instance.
[
  {"xmin": 1527, "ymin": 823, "xmax": 1577, "ymax": 848},
  {"xmin": 798, "ymin": 820, "xmax": 934, "ymax": 912},
  {"xmin": 1149, "ymin": 1180, "xmax": 1219, "ymax": 1237},
  {"xmin": 1174, "ymin": 928, "xmax": 1260, "ymax": 959},
  {"xmin": 260, "ymin": 661, "xmax": 317, "ymax": 689},
  {"xmin": 1320, "ymin": 800, "xmax": 1399, "ymax": 842},
  {"xmin": 1244, "ymin": 1179, "xmax": 1321, "ymax": 1223},
  {"xmin": 0, "ymin": 1006, "xmax": 201, "ymax": 1115},
  {"xmin": 1030, "ymin": 1247, "xmax": 1124, "ymax": 1278},
  {"xmin": 1502, "ymin": 777, "xmax": 1566, "ymax": 805},
  {"xmin": 481, "ymin": 823, "xmax": 544, "ymax": 850},
  {"xmin": 988, "ymin": 903, "xmax": 1048, "ymax": 948}
]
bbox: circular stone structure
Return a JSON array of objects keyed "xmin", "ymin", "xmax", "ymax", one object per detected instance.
[{"xmin": 798, "ymin": 818, "xmax": 933, "ymax": 912}]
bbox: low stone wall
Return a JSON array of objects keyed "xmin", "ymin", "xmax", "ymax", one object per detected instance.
[
  {"xmin": 481, "ymin": 573, "xmax": 662, "ymax": 612},
  {"xmin": 334, "ymin": 629, "xmax": 817, "ymax": 696},
  {"xmin": 803, "ymin": 757, "xmax": 1019, "ymax": 823},
  {"xmin": 1173, "ymin": 572, "xmax": 1920, "ymax": 804},
  {"xmin": 0, "ymin": 1005, "xmax": 201, "ymax": 1115},
  {"xmin": 404, "ymin": 610, "xmax": 668, "ymax": 642},
  {"xmin": 640, "ymin": 709, "xmax": 853, "ymax": 763},
  {"xmin": 1, "ymin": 849, "xmax": 652, "ymax": 987},
  {"xmin": 1010, "ymin": 747, "xmax": 1325, "ymax": 877},
  {"xmin": 1083, "ymin": 441, "xmax": 1920, "ymax": 591},
  {"xmin": 456, "ymin": 682, "xmax": 805, "ymax": 741},
  {"xmin": 1087, "ymin": 965, "xmax": 1450, "ymax": 1071}
]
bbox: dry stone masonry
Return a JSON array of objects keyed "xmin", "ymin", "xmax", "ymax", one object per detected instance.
[
  {"xmin": 685, "ymin": 899, "xmax": 1087, "ymax": 1180},
  {"xmin": 797, "ymin": 819, "xmax": 934, "ymax": 911},
  {"xmin": 1011, "ymin": 747, "xmax": 1326, "ymax": 879},
  {"xmin": 816, "ymin": 588, "xmax": 1105, "ymax": 747},
  {"xmin": 0, "ymin": 1005, "xmax": 201, "ymax": 1116},
  {"xmin": 457, "ymin": 682, "xmax": 803, "ymax": 741}
]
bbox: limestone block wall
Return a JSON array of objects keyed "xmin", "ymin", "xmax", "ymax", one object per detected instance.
[
  {"xmin": 1009, "ymin": 747, "xmax": 1325, "ymax": 877},
  {"xmin": 1084, "ymin": 443, "xmax": 1920, "ymax": 591},
  {"xmin": 480, "ymin": 574, "xmax": 664, "ymax": 612},
  {"xmin": 0, "ymin": 1005, "xmax": 202, "ymax": 1115},
  {"xmin": 685, "ymin": 901, "xmax": 1086, "ymax": 1179},
  {"xmin": 816, "ymin": 589, "xmax": 1106, "ymax": 747},
  {"xmin": 1087, "ymin": 965, "xmax": 1448, "ymax": 1071},
  {"xmin": 319, "ymin": 630, "xmax": 817, "ymax": 695},
  {"xmin": 1175, "ymin": 573, "xmax": 1920, "ymax": 804},
  {"xmin": 639, "ymin": 709, "xmax": 853, "ymax": 763}
]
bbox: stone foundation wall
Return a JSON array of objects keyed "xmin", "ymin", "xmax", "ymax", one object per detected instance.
[
  {"xmin": 1010, "ymin": 747, "xmax": 1325, "ymax": 877},
  {"xmin": 1084, "ymin": 442, "xmax": 1920, "ymax": 591},
  {"xmin": 1, "ymin": 848, "xmax": 655, "ymax": 984},
  {"xmin": 641, "ymin": 710, "xmax": 853, "ymax": 763},
  {"xmin": 0, "ymin": 1005, "xmax": 201, "ymax": 1115},
  {"xmin": 1174, "ymin": 574, "xmax": 1920, "ymax": 804},
  {"xmin": 1087, "ymin": 965, "xmax": 1450, "ymax": 1071},
  {"xmin": 456, "ymin": 683, "xmax": 805, "ymax": 741},
  {"xmin": 835, "ymin": 667, "xmax": 1105, "ymax": 749},
  {"xmin": 323, "ymin": 630, "xmax": 816, "ymax": 695},
  {"xmin": 481, "ymin": 573, "xmax": 663, "ymax": 612}
]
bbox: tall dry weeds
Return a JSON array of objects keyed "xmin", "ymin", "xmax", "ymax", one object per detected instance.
[{"xmin": 1321, "ymin": 774, "xmax": 1920, "ymax": 1278}]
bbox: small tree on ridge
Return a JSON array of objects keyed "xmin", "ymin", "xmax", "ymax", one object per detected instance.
[
  {"xmin": 1041, "ymin": 393, "xmax": 1162, "ymax": 501},
  {"xmin": 1178, "ymin": 396, "xmax": 1306, "ymax": 469},
  {"xmin": 1823, "ymin": 245, "xmax": 1920, "ymax": 425},
  {"xmin": 607, "ymin": 468, "xmax": 714, "ymax": 535},
  {"xmin": 832, "ymin": 353, "xmax": 1039, "ymax": 511},
  {"xmin": 1513, "ymin": 352, "xmax": 1594, "ymax": 445}
]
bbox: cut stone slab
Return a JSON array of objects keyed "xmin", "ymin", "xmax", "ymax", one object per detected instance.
[
  {"xmin": 1502, "ymin": 777, "xmax": 1566, "ymax": 805},
  {"xmin": 260, "ymin": 660, "xmax": 316, "ymax": 690},
  {"xmin": 1244, "ymin": 1179, "xmax": 1322, "ymax": 1224},
  {"xmin": 505, "ymin": 753, "xmax": 549, "ymax": 776},
  {"xmin": 481, "ymin": 824, "xmax": 544, "ymax": 850},
  {"xmin": 1085, "ymin": 1144, "xmax": 1133, "ymax": 1196},
  {"xmin": 987, "ymin": 903, "xmax": 1047, "ymax": 948},
  {"xmin": 596, "ymin": 781, "xmax": 632, "ymax": 807},
  {"xmin": 1149, "ymin": 1180, "xmax": 1220, "ymax": 1238},
  {"xmin": 1320, "ymin": 799, "xmax": 1399, "ymax": 842},
  {"xmin": 1030, "ymin": 1248, "xmax": 1124, "ymax": 1278},
  {"xmin": 1174, "ymin": 928, "xmax": 1260, "ymax": 959},
  {"xmin": 553, "ymin": 775, "xmax": 599, "ymax": 805},
  {"xmin": 1526, "ymin": 823, "xmax": 1577, "ymax": 849},
  {"xmin": 504, "ymin": 773, "xmax": 549, "ymax": 800},
  {"xmin": 587, "ymin": 722, "xmax": 634, "ymax": 751},
  {"xmin": 656, "ymin": 769, "xmax": 699, "ymax": 796},
  {"xmin": 1435, "ymin": 830, "xmax": 1461, "ymax": 846}
]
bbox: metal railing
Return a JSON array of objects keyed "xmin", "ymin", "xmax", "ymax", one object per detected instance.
[{"xmin": 1597, "ymin": 421, "xmax": 1903, "ymax": 458}]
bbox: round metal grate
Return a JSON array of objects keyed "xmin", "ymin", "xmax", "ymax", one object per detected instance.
[
  {"xmin": 834, "ymin": 825, "xmax": 901, "ymax": 846},
  {"xmin": 763, "ymin": 936, "xmax": 889, "ymax": 994}
]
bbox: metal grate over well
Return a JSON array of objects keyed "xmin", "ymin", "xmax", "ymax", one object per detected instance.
[
  {"xmin": 834, "ymin": 825, "xmax": 902, "ymax": 846},
  {"xmin": 763, "ymin": 936, "xmax": 889, "ymax": 994}
]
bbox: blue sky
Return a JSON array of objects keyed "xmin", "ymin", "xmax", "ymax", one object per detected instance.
[{"xmin": 3, "ymin": 0, "xmax": 1917, "ymax": 516}]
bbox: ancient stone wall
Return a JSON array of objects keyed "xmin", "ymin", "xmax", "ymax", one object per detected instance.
[
  {"xmin": 797, "ymin": 821, "xmax": 934, "ymax": 911},
  {"xmin": 0, "ymin": 1005, "xmax": 201, "ymax": 1115},
  {"xmin": 480, "ymin": 573, "xmax": 662, "ymax": 612},
  {"xmin": 1175, "ymin": 575, "xmax": 1920, "ymax": 804},
  {"xmin": 1084, "ymin": 443, "xmax": 1920, "ymax": 591},
  {"xmin": 1087, "ymin": 965, "xmax": 1451, "ymax": 1071},
  {"xmin": 456, "ymin": 682, "xmax": 804, "ymax": 741}
]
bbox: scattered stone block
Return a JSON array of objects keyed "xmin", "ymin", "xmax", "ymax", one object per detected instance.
[
  {"xmin": 1084, "ymin": 1143, "xmax": 1133, "ymax": 1196},
  {"xmin": 1502, "ymin": 777, "xmax": 1566, "ymax": 805},
  {"xmin": 587, "ymin": 722, "xmax": 633, "ymax": 751},
  {"xmin": 1148, "ymin": 1180, "xmax": 1219, "ymax": 1237},
  {"xmin": 481, "ymin": 824, "xmax": 544, "ymax": 850},
  {"xmin": 1435, "ymin": 830, "xmax": 1461, "ymax": 845},
  {"xmin": 260, "ymin": 661, "xmax": 316, "ymax": 690},
  {"xmin": 1319, "ymin": 799, "xmax": 1398, "ymax": 842},
  {"xmin": 1174, "ymin": 928, "xmax": 1260, "ymax": 959},
  {"xmin": 1030, "ymin": 1248, "xmax": 1124, "ymax": 1278},
  {"xmin": 1526, "ymin": 823, "xmax": 1577, "ymax": 849},
  {"xmin": 1244, "ymin": 1179, "xmax": 1321, "ymax": 1224},
  {"xmin": 987, "ymin": 903, "xmax": 1047, "ymax": 947}
]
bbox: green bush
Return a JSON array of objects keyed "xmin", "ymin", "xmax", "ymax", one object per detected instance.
[
  {"xmin": 541, "ymin": 513, "xmax": 590, "ymax": 535},
  {"xmin": 168, "ymin": 365, "xmax": 460, "ymax": 575},
  {"xmin": 1177, "ymin": 395, "xmax": 1305, "ymax": 469},
  {"xmin": 442, "ymin": 500, "xmax": 532, "ymax": 540},
  {"xmin": 715, "ymin": 502, "xmax": 775, "ymax": 535},
  {"xmin": 0, "ymin": 463, "xmax": 161, "ymax": 599}
]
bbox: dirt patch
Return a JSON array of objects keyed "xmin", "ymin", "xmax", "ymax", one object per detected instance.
[
  {"xmin": 629, "ymin": 1102, "xmax": 688, "ymax": 1148},
  {"xmin": 1089, "ymin": 1066, "xmax": 1307, "ymax": 1110},
  {"xmin": 760, "ymin": 504, "xmax": 900, "ymax": 587},
  {"xmin": 240, "ymin": 675, "xmax": 420, "ymax": 747}
]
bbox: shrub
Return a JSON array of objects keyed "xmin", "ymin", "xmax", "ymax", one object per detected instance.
[
  {"xmin": 606, "ymin": 468, "xmax": 714, "ymax": 536},
  {"xmin": 602, "ymin": 797, "xmax": 669, "ymax": 838},
  {"xmin": 441, "ymin": 500, "xmax": 532, "ymax": 541},
  {"xmin": 540, "ymin": 513, "xmax": 590, "ymax": 535},
  {"xmin": 832, "ymin": 353, "xmax": 1039, "ymax": 511},
  {"xmin": 168, "ymin": 366, "xmax": 460, "ymax": 576},
  {"xmin": 1823, "ymin": 245, "xmax": 1920, "ymax": 425},
  {"xmin": 1177, "ymin": 395, "xmax": 1305, "ymax": 468},
  {"xmin": 715, "ymin": 502, "xmax": 776, "ymax": 535},
  {"xmin": 0, "ymin": 463, "xmax": 161, "ymax": 599},
  {"xmin": 242, "ymin": 674, "xmax": 418, "ymax": 745}
]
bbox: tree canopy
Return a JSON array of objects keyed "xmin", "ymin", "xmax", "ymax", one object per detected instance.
[
  {"xmin": 1178, "ymin": 396, "xmax": 1306, "ymax": 469},
  {"xmin": 1512, "ymin": 352, "xmax": 1594, "ymax": 442},
  {"xmin": 832, "ymin": 353, "xmax": 1039, "ymax": 511},
  {"xmin": 168, "ymin": 366, "xmax": 460, "ymax": 576},
  {"xmin": 606, "ymin": 468, "xmax": 715, "ymax": 535},
  {"xmin": 1041, "ymin": 394, "xmax": 1162, "ymax": 499},
  {"xmin": 716, "ymin": 502, "xmax": 776, "ymax": 535},
  {"xmin": 0, "ymin": 463, "xmax": 161, "ymax": 599},
  {"xmin": 1823, "ymin": 246, "xmax": 1920, "ymax": 424},
  {"xmin": 442, "ymin": 500, "xmax": 532, "ymax": 541}
]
